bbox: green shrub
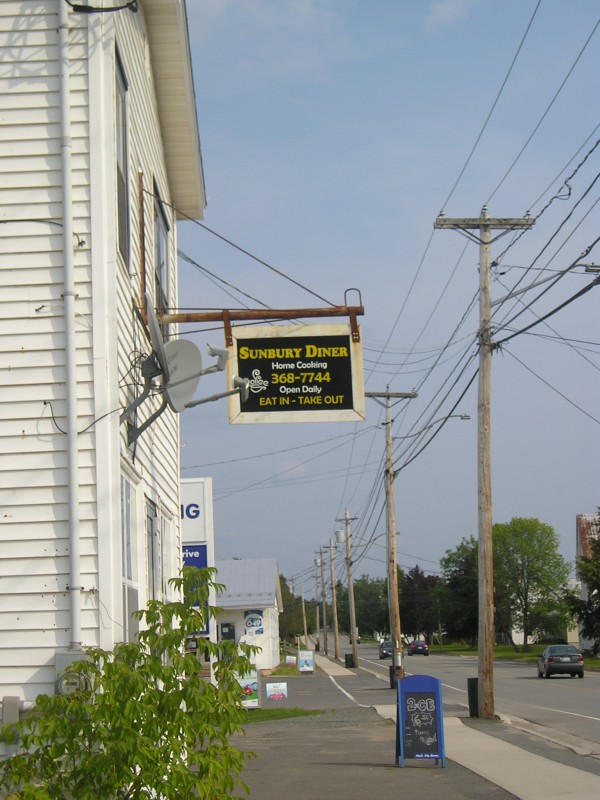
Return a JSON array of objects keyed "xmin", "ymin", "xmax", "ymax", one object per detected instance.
[{"xmin": 0, "ymin": 567, "xmax": 256, "ymax": 799}]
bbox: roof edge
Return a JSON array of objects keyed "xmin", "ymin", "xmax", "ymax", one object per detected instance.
[{"xmin": 144, "ymin": 0, "xmax": 206, "ymax": 219}]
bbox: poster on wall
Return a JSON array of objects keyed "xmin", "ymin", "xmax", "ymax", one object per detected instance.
[
  {"xmin": 266, "ymin": 682, "xmax": 288, "ymax": 700},
  {"xmin": 238, "ymin": 670, "xmax": 260, "ymax": 709},
  {"xmin": 298, "ymin": 650, "xmax": 314, "ymax": 673},
  {"xmin": 227, "ymin": 323, "xmax": 365, "ymax": 424},
  {"xmin": 244, "ymin": 609, "xmax": 264, "ymax": 636}
]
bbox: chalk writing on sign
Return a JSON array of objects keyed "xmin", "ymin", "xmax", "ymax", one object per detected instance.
[{"xmin": 403, "ymin": 692, "xmax": 438, "ymax": 758}]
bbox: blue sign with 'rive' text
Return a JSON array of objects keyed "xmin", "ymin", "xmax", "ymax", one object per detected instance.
[{"xmin": 182, "ymin": 542, "xmax": 208, "ymax": 634}]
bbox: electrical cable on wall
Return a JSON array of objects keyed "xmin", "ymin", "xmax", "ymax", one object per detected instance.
[{"xmin": 64, "ymin": 1, "xmax": 138, "ymax": 13}]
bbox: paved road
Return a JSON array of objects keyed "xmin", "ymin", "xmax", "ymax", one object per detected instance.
[
  {"xmin": 237, "ymin": 651, "xmax": 600, "ymax": 800},
  {"xmin": 351, "ymin": 643, "xmax": 600, "ymax": 748}
]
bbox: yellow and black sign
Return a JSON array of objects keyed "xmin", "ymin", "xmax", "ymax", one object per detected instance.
[{"xmin": 227, "ymin": 323, "xmax": 365, "ymax": 423}]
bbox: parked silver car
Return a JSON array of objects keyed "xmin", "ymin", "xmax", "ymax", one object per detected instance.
[{"xmin": 537, "ymin": 644, "xmax": 584, "ymax": 678}]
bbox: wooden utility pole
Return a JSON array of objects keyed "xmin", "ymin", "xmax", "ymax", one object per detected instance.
[
  {"xmin": 330, "ymin": 538, "xmax": 340, "ymax": 659},
  {"xmin": 319, "ymin": 548, "xmax": 328, "ymax": 655},
  {"xmin": 384, "ymin": 394, "xmax": 403, "ymax": 681},
  {"xmin": 434, "ymin": 206, "xmax": 534, "ymax": 719},
  {"xmin": 365, "ymin": 390, "xmax": 417, "ymax": 683},
  {"xmin": 314, "ymin": 564, "xmax": 321, "ymax": 652},
  {"xmin": 301, "ymin": 581, "xmax": 308, "ymax": 646},
  {"xmin": 337, "ymin": 512, "xmax": 359, "ymax": 669}
]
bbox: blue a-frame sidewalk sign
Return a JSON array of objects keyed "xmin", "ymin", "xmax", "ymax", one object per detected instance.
[{"xmin": 396, "ymin": 674, "xmax": 446, "ymax": 767}]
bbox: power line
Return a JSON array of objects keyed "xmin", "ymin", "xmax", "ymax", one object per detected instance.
[
  {"xmin": 192, "ymin": 219, "xmax": 336, "ymax": 307},
  {"xmin": 395, "ymin": 370, "xmax": 479, "ymax": 474},
  {"xmin": 182, "ymin": 426, "xmax": 378, "ymax": 469},
  {"xmin": 441, "ymin": 0, "xmax": 542, "ymax": 210},
  {"xmin": 178, "ymin": 249, "xmax": 269, "ymax": 309},
  {"xmin": 494, "ymin": 174, "xmax": 600, "ymax": 318},
  {"xmin": 499, "ymin": 349, "xmax": 600, "ymax": 425},
  {"xmin": 213, "ymin": 426, "xmax": 378, "ymax": 501},
  {"xmin": 486, "ymin": 14, "xmax": 600, "ymax": 204},
  {"xmin": 494, "ymin": 273, "xmax": 600, "ymax": 349},
  {"xmin": 145, "ymin": 187, "xmax": 336, "ymax": 307}
]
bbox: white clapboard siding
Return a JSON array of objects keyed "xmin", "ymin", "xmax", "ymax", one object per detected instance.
[
  {"xmin": 0, "ymin": 0, "xmax": 199, "ymax": 709},
  {"xmin": 0, "ymin": 2, "xmax": 96, "ymax": 703},
  {"xmin": 0, "ymin": 500, "xmax": 98, "ymax": 525}
]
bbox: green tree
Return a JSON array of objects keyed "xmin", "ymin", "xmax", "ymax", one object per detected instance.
[
  {"xmin": 494, "ymin": 517, "xmax": 571, "ymax": 650},
  {"xmin": 0, "ymin": 567, "xmax": 255, "ymax": 800},
  {"xmin": 570, "ymin": 526, "xmax": 600, "ymax": 654},
  {"xmin": 336, "ymin": 575, "xmax": 389, "ymax": 637},
  {"xmin": 439, "ymin": 536, "xmax": 479, "ymax": 643},
  {"xmin": 278, "ymin": 575, "xmax": 305, "ymax": 641},
  {"xmin": 354, "ymin": 575, "xmax": 389, "ymax": 636},
  {"xmin": 400, "ymin": 566, "xmax": 440, "ymax": 642},
  {"xmin": 334, "ymin": 580, "xmax": 349, "ymax": 632}
]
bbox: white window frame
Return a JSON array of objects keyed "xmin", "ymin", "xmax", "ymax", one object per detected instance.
[
  {"xmin": 120, "ymin": 475, "xmax": 139, "ymax": 641},
  {"xmin": 116, "ymin": 51, "xmax": 130, "ymax": 265},
  {"xmin": 146, "ymin": 499, "xmax": 159, "ymax": 601}
]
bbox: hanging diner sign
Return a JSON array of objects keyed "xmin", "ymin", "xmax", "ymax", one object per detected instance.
[{"xmin": 227, "ymin": 323, "xmax": 365, "ymax": 423}]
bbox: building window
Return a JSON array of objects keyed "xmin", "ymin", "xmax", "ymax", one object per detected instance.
[
  {"xmin": 160, "ymin": 516, "xmax": 169, "ymax": 598},
  {"xmin": 153, "ymin": 189, "xmax": 170, "ymax": 316},
  {"xmin": 146, "ymin": 499, "xmax": 159, "ymax": 600},
  {"xmin": 121, "ymin": 476, "xmax": 132, "ymax": 582},
  {"xmin": 116, "ymin": 52, "xmax": 130, "ymax": 265},
  {"xmin": 120, "ymin": 476, "xmax": 139, "ymax": 641}
]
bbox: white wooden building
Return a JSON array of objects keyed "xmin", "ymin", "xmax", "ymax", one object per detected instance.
[
  {"xmin": 215, "ymin": 559, "xmax": 283, "ymax": 673},
  {"xmin": 0, "ymin": 0, "xmax": 205, "ymax": 713}
]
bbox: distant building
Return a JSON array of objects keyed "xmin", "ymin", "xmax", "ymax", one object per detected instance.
[
  {"xmin": 0, "ymin": 0, "xmax": 205, "ymax": 720},
  {"xmin": 576, "ymin": 513, "xmax": 600, "ymax": 560},
  {"xmin": 575, "ymin": 513, "xmax": 600, "ymax": 651},
  {"xmin": 215, "ymin": 559, "xmax": 283, "ymax": 672}
]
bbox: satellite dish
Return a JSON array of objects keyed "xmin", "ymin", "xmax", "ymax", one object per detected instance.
[
  {"xmin": 163, "ymin": 339, "xmax": 203, "ymax": 412},
  {"xmin": 145, "ymin": 291, "xmax": 170, "ymax": 384}
]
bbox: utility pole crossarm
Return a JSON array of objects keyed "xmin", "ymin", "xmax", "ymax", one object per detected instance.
[
  {"xmin": 365, "ymin": 391, "xmax": 417, "ymax": 399},
  {"xmin": 434, "ymin": 216, "xmax": 534, "ymax": 229},
  {"xmin": 434, "ymin": 211, "xmax": 535, "ymax": 246}
]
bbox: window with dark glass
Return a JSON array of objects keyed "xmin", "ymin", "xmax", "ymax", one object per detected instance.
[{"xmin": 153, "ymin": 189, "xmax": 169, "ymax": 314}]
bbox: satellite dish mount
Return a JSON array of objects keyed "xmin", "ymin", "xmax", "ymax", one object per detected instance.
[{"xmin": 120, "ymin": 294, "xmax": 249, "ymax": 443}]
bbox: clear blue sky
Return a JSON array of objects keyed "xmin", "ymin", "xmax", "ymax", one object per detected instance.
[{"xmin": 178, "ymin": 1, "xmax": 600, "ymax": 596}]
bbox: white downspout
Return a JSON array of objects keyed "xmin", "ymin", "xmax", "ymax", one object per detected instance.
[{"xmin": 59, "ymin": 1, "xmax": 82, "ymax": 652}]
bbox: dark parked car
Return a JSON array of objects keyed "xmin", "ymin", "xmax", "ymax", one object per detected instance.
[
  {"xmin": 379, "ymin": 640, "xmax": 392, "ymax": 659},
  {"xmin": 408, "ymin": 640, "xmax": 429, "ymax": 656},
  {"xmin": 537, "ymin": 644, "xmax": 584, "ymax": 679}
]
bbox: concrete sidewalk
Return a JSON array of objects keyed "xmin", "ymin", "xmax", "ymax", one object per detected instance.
[
  {"xmin": 313, "ymin": 652, "xmax": 600, "ymax": 800},
  {"xmin": 236, "ymin": 705, "xmax": 514, "ymax": 800}
]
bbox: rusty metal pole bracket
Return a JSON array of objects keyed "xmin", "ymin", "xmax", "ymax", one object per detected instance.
[{"xmin": 223, "ymin": 309, "xmax": 233, "ymax": 347}]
